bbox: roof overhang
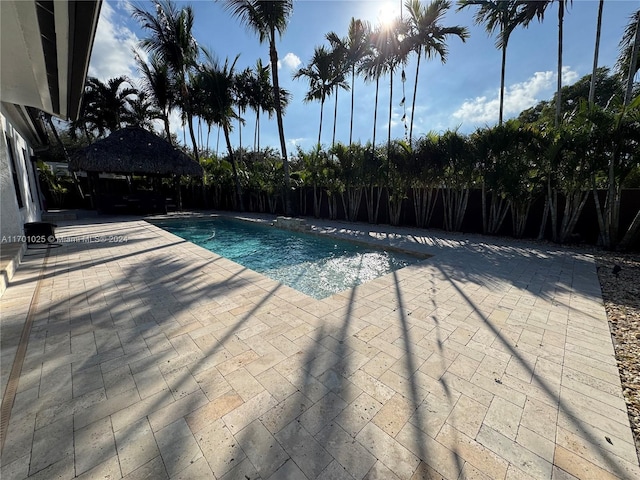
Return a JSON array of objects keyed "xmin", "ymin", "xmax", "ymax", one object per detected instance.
[{"xmin": 1, "ymin": 0, "xmax": 101, "ymax": 122}]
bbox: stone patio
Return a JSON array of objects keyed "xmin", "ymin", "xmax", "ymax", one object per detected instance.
[{"xmin": 1, "ymin": 213, "xmax": 638, "ymax": 479}]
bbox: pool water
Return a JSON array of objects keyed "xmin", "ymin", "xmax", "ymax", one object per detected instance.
[{"xmin": 151, "ymin": 217, "xmax": 422, "ymax": 299}]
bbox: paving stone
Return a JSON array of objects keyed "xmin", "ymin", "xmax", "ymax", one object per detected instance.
[
  {"xmin": 236, "ymin": 419, "xmax": 289, "ymax": 478},
  {"xmin": 185, "ymin": 391, "xmax": 244, "ymax": 433},
  {"xmin": 121, "ymin": 455, "xmax": 169, "ymax": 480},
  {"xmin": 147, "ymin": 389, "xmax": 208, "ymax": 432},
  {"xmin": 476, "ymin": 425, "xmax": 552, "ymax": 479},
  {"xmin": 483, "ymin": 395, "xmax": 523, "ymax": 440},
  {"xmin": 266, "ymin": 459, "xmax": 308, "ymax": 480},
  {"xmin": 75, "ymin": 455, "xmax": 121, "ymax": 480},
  {"xmin": 299, "ymin": 391, "xmax": 348, "ymax": 435},
  {"xmin": 114, "ymin": 417, "xmax": 161, "ymax": 476},
  {"xmin": 363, "ymin": 461, "xmax": 401, "ymax": 480},
  {"xmin": 358, "ymin": 422, "xmax": 420, "ymax": 480},
  {"xmin": 29, "ymin": 415, "xmax": 74, "ymax": 476},
  {"xmin": 275, "ymin": 419, "xmax": 334, "ymax": 479},
  {"xmin": 154, "ymin": 418, "xmax": 204, "ymax": 477},
  {"xmin": 316, "ymin": 423, "xmax": 377, "ymax": 479},
  {"xmin": 74, "ymin": 416, "xmax": 117, "ymax": 476}
]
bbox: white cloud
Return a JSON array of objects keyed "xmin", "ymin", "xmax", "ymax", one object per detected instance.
[
  {"xmin": 452, "ymin": 68, "xmax": 578, "ymax": 125},
  {"xmin": 279, "ymin": 53, "xmax": 301, "ymax": 71},
  {"xmin": 561, "ymin": 66, "xmax": 579, "ymax": 85},
  {"xmin": 287, "ymin": 137, "xmax": 306, "ymax": 148},
  {"xmin": 88, "ymin": 1, "xmax": 141, "ymax": 81}
]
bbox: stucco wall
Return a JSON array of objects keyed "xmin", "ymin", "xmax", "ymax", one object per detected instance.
[{"xmin": 1, "ymin": 110, "xmax": 41, "ymax": 241}]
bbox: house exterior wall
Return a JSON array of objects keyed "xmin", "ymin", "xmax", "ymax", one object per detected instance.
[{"xmin": 1, "ymin": 107, "xmax": 42, "ymax": 241}]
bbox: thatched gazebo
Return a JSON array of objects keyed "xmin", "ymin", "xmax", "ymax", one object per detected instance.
[{"xmin": 70, "ymin": 127, "xmax": 203, "ymax": 213}]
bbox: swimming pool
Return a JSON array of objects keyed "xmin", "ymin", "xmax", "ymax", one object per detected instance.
[{"xmin": 150, "ymin": 217, "xmax": 422, "ymax": 299}]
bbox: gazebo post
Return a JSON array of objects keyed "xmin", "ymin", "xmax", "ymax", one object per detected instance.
[
  {"xmin": 87, "ymin": 172, "xmax": 99, "ymax": 210},
  {"xmin": 174, "ymin": 174, "xmax": 183, "ymax": 211}
]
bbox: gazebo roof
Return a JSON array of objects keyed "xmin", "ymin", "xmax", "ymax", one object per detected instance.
[{"xmin": 70, "ymin": 127, "xmax": 203, "ymax": 176}]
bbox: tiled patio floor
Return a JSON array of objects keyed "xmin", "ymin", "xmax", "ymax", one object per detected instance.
[{"xmin": 1, "ymin": 213, "xmax": 638, "ymax": 479}]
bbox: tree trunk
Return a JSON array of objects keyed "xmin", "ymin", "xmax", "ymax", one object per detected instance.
[
  {"xmin": 409, "ymin": 46, "xmax": 422, "ymax": 146},
  {"xmin": 318, "ymin": 94, "xmax": 325, "ymax": 146},
  {"xmin": 387, "ymin": 71, "xmax": 394, "ymax": 183},
  {"xmin": 499, "ymin": 35, "xmax": 506, "ymax": 126},
  {"xmin": 163, "ymin": 113, "xmax": 173, "ymax": 146},
  {"xmin": 332, "ymin": 88, "xmax": 339, "ymax": 148},
  {"xmin": 538, "ymin": 194, "xmax": 549, "ymax": 240},
  {"xmin": 589, "ymin": 0, "xmax": 604, "ymax": 105},
  {"xmin": 624, "ymin": 14, "xmax": 640, "ymax": 106},
  {"xmin": 372, "ymin": 76, "xmax": 379, "ymax": 150},
  {"xmin": 270, "ymin": 30, "xmax": 292, "ymax": 214},
  {"xmin": 555, "ymin": 1, "xmax": 564, "ymax": 127},
  {"xmin": 187, "ymin": 112, "xmax": 199, "ymax": 163},
  {"xmin": 349, "ymin": 66, "xmax": 355, "ymax": 146},
  {"xmin": 223, "ymin": 124, "xmax": 244, "ymax": 212}
]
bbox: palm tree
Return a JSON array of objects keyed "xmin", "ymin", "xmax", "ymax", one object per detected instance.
[
  {"xmin": 223, "ymin": 0, "xmax": 294, "ymax": 214},
  {"xmin": 327, "ymin": 19, "xmax": 371, "ymax": 147},
  {"xmin": 195, "ymin": 54, "xmax": 244, "ymax": 211},
  {"xmin": 520, "ymin": 1, "xmax": 573, "ymax": 126},
  {"xmin": 234, "ymin": 67, "xmax": 253, "ymax": 165},
  {"xmin": 405, "ymin": 0, "xmax": 468, "ymax": 145},
  {"xmin": 250, "ymin": 59, "xmax": 271, "ymax": 150},
  {"xmin": 125, "ymin": 91, "xmax": 162, "ymax": 130},
  {"xmin": 373, "ymin": 17, "xmax": 411, "ymax": 173},
  {"xmin": 136, "ymin": 53, "xmax": 176, "ymax": 143},
  {"xmin": 325, "ymin": 34, "xmax": 350, "ymax": 148},
  {"xmin": 84, "ymin": 76, "xmax": 138, "ymax": 133},
  {"xmin": 294, "ymin": 46, "xmax": 336, "ymax": 146},
  {"xmin": 616, "ymin": 8, "xmax": 640, "ymax": 106},
  {"xmin": 359, "ymin": 25, "xmax": 386, "ymax": 154},
  {"xmin": 294, "ymin": 46, "xmax": 348, "ymax": 147},
  {"xmin": 589, "ymin": 0, "xmax": 604, "ymax": 105},
  {"xmin": 458, "ymin": 0, "xmax": 525, "ymax": 126},
  {"xmin": 133, "ymin": 0, "xmax": 200, "ymax": 161}
]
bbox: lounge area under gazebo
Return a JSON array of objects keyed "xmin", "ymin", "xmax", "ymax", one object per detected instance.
[{"xmin": 70, "ymin": 126, "xmax": 203, "ymax": 214}]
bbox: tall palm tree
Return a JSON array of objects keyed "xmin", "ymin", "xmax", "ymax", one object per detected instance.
[
  {"xmin": 589, "ymin": 0, "xmax": 604, "ymax": 105},
  {"xmin": 359, "ymin": 25, "xmax": 387, "ymax": 155},
  {"xmin": 325, "ymin": 34, "xmax": 350, "ymax": 148},
  {"xmin": 234, "ymin": 67, "xmax": 253, "ymax": 158},
  {"xmin": 250, "ymin": 59, "xmax": 271, "ymax": 150},
  {"xmin": 223, "ymin": 0, "xmax": 294, "ymax": 214},
  {"xmin": 294, "ymin": 46, "xmax": 348, "ymax": 147},
  {"xmin": 135, "ymin": 53, "xmax": 176, "ymax": 144},
  {"xmin": 133, "ymin": 0, "xmax": 200, "ymax": 161},
  {"xmin": 294, "ymin": 46, "xmax": 334, "ymax": 146},
  {"xmin": 405, "ymin": 0, "xmax": 468, "ymax": 145},
  {"xmin": 373, "ymin": 18, "xmax": 410, "ymax": 167},
  {"xmin": 616, "ymin": 9, "xmax": 640, "ymax": 106},
  {"xmin": 458, "ymin": 0, "xmax": 525, "ymax": 126},
  {"xmin": 521, "ymin": 0, "xmax": 573, "ymax": 126},
  {"xmin": 327, "ymin": 19, "xmax": 371, "ymax": 147},
  {"xmin": 195, "ymin": 54, "xmax": 244, "ymax": 211}
]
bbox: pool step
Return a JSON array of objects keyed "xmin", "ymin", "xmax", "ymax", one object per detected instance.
[
  {"xmin": 273, "ymin": 216, "xmax": 311, "ymax": 232},
  {"xmin": 42, "ymin": 210, "xmax": 77, "ymax": 221},
  {"xmin": 0, "ymin": 242, "xmax": 26, "ymax": 297}
]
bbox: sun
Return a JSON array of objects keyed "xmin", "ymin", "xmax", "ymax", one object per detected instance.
[{"xmin": 377, "ymin": 1, "xmax": 400, "ymax": 29}]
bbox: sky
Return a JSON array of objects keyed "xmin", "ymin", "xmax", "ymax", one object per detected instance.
[{"xmin": 87, "ymin": 0, "xmax": 640, "ymax": 154}]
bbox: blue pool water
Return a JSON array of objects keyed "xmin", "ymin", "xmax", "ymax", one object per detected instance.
[{"xmin": 151, "ymin": 217, "xmax": 422, "ymax": 299}]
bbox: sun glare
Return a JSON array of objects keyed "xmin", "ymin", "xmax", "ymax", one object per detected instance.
[{"xmin": 377, "ymin": 1, "xmax": 400, "ymax": 29}]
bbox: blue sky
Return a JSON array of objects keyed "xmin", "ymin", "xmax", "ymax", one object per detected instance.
[{"xmin": 88, "ymin": 0, "xmax": 639, "ymax": 153}]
